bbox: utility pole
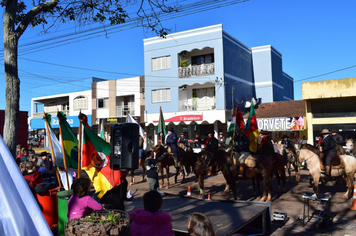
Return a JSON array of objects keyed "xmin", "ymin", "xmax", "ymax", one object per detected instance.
[{"xmin": 231, "ymin": 85, "xmax": 235, "ymax": 113}]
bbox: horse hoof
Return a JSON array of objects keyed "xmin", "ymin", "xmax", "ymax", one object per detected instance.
[
  {"xmin": 130, "ymin": 182, "xmax": 134, "ymax": 186},
  {"xmin": 223, "ymin": 190, "xmax": 229, "ymax": 194},
  {"xmin": 259, "ymin": 197, "xmax": 266, "ymax": 202},
  {"xmin": 166, "ymin": 185, "xmax": 169, "ymax": 189}
]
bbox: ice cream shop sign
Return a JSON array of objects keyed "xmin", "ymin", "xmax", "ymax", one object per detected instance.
[{"xmin": 255, "ymin": 117, "xmax": 305, "ymax": 131}]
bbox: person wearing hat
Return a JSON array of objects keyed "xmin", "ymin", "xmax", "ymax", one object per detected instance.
[
  {"xmin": 233, "ymin": 128, "xmax": 250, "ymax": 178},
  {"xmin": 218, "ymin": 132, "xmax": 226, "ymax": 148},
  {"xmin": 205, "ymin": 131, "xmax": 218, "ymax": 153},
  {"xmin": 319, "ymin": 129, "xmax": 337, "ymax": 179},
  {"xmin": 178, "ymin": 132, "xmax": 189, "ymax": 148},
  {"xmin": 281, "ymin": 134, "xmax": 297, "ymax": 158},
  {"xmin": 331, "ymin": 129, "xmax": 344, "ymax": 146},
  {"xmin": 165, "ymin": 127, "xmax": 179, "ymax": 167}
]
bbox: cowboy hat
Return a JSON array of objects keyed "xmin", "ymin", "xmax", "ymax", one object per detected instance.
[
  {"xmin": 168, "ymin": 127, "xmax": 174, "ymax": 132},
  {"xmin": 331, "ymin": 129, "xmax": 338, "ymax": 133},
  {"xmin": 261, "ymin": 130, "xmax": 270, "ymax": 135},
  {"xmin": 283, "ymin": 135, "xmax": 289, "ymax": 139},
  {"xmin": 321, "ymin": 129, "xmax": 330, "ymax": 134}
]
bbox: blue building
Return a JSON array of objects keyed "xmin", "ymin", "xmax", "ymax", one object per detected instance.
[{"xmin": 143, "ymin": 24, "xmax": 293, "ymax": 144}]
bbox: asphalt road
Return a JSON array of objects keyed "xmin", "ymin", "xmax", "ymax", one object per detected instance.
[{"xmin": 124, "ymin": 166, "xmax": 356, "ymax": 236}]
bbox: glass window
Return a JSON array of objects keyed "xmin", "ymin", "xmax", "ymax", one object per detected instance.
[
  {"xmin": 73, "ymin": 96, "xmax": 87, "ymax": 110},
  {"xmin": 98, "ymin": 98, "xmax": 109, "ymax": 108}
]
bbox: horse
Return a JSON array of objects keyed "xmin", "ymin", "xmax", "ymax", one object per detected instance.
[
  {"xmin": 151, "ymin": 144, "xmax": 184, "ymax": 189},
  {"xmin": 298, "ymin": 144, "xmax": 356, "ymax": 198},
  {"xmin": 345, "ymin": 139, "xmax": 356, "ymax": 156},
  {"xmin": 283, "ymin": 145, "xmax": 301, "ymax": 182},
  {"xmin": 129, "ymin": 150, "xmax": 148, "ymax": 185}
]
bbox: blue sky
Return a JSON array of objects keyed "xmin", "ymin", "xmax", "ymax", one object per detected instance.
[{"xmin": 1, "ymin": 0, "xmax": 356, "ymax": 112}]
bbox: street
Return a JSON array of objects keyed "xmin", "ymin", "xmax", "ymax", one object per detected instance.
[{"xmin": 125, "ymin": 166, "xmax": 356, "ymax": 236}]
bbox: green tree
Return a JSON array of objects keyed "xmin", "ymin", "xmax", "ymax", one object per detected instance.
[{"xmin": 2, "ymin": 0, "xmax": 177, "ymax": 158}]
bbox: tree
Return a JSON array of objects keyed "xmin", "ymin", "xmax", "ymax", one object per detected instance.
[{"xmin": 2, "ymin": 0, "xmax": 177, "ymax": 158}]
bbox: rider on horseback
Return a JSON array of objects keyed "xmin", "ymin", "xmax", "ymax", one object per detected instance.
[
  {"xmin": 166, "ymin": 127, "xmax": 179, "ymax": 167},
  {"xmin": 319, "ymin": 129, "xmax": 337, "ymax": 179},
  {"xmin": 203, "ymin": 131, "xmax": 219, "ymax": 172},
  {"xmin": 281, "ymin": 135, "xmax": 297, "ymax": 158},
  {"xmin": 233, "ymin": 128, "xmax": 250, "ymax": 178}
]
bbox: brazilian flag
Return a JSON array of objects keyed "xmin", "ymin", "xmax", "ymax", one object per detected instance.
[{"xmin": 58, "ymin": 111, "xmax": 78, "ymax": 169}]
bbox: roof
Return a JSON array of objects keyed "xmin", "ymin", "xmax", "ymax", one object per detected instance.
[{"xmin": 243, "ymin": 100, "xmax": 306, "ymax": 119}]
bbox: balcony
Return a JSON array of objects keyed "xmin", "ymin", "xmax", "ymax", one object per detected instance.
[
  {"xmin": 178, "ymin": 100, "xmax": 216, "ymax": 112},
  {"xmin": 178, "ymin": 63, "xmax": 215, "ymax": 78},
  {"xmin": 32, "ymin": 110, "xmax": 69, "ymax": 118},
  {"xmin": 117, "ymin": 105, "xmax": 135, "ymax": 117}
]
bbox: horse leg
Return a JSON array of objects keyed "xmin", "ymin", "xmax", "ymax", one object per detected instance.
[
  {"xmin": 160, "ymin": 168, "xmax": 164, "ymax": 189},
  {"xmin": 166, "ymin": 166, "xmax": 170, "ymax": 189},
  {"xmin": 274, "ymin": 170, "xmax": 281, "ymax": 193},
  {"xmin": 294, "ymin": 162, "xmax": 300, "ymax": 182},
  {"xmin": 312, "ymin": 174, "xmax": 320, "ymax": 195},
  {"xmin": 142, "ymin": 165, "xmax": 146, "ymax": 182},
  {"xmin": 260, "ymin": 175, "xmax": 272, "ymax": 202},
  {"xmin": 175, "ymin": 167, "xmax": 179, "ymax": 184},
  {"xmin": 130, "ymin": 170, "xmax": 135, "ymax": 185},
  {"xmin": 344, "ymin": 173, "xmax": 354, "ymax": 199},
  {"xmin": 287, "ymin": 163, "xmax": 292, "ymax": 183},
  {"xmin": 279, "ymin": 166, "xmax": 286, "ymax": 192},
  {"xmin": 198, "ymin": 174, "xmax": 205, "ymax": 199}
]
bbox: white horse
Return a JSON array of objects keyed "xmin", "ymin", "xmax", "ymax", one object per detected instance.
[
  {"xmin": 345, "ymin": 139, "xmax": 356, "ymax": 156},
  {"xmin": 298, "ymin": 144, "xmax": 356, "ymax": 199}
]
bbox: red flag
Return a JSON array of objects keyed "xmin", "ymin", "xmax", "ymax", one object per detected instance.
[{"xmin": 246, "ymin": 101, "xmax": 259, "ymax": 152}]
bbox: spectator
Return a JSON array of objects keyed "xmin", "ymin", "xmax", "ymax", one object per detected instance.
[
  {"xmin": 19, "ymin": 162, "xmax": 27, "ymax": 174},
  {"xmin": 194, "ymin": 134, "xmax": 201, "ymax": 148},
  {"xmin": 145, "ymin": 152, "xmax": 166, "ymax": 191},
  {"xmin": 331, "ymin": 129, "xmax": 344, "ymax": 146},
  {"xmin": 23, "ymin": 161, "xmax": 43, "ymax": 188},
  {"xmin": 28, "ymin": 144, "xmax": 35, "ymax": 155},
  {"xmin": 299, "ymin": 135, "xmax": 308, "ymax": 149},
  {"xmin": 130, "ymin": 190, "xmax": 174, "ymax": 236},
  {"xmin": 20, "ymin": 148, "xmax": 29, "ymax": 163},
  {"xmin": 16, "ymin": 144, "xmax": 22, "ymax": 157},
  {"xmin": 67, "ymin": 178, "xmax": 103, "ymax": 221},
  {"xmin": 188, "ymin": 212, "xmax": 215, "ymax": 236},
  {"xmin": 37, "ymin": 152, "xmax": 49, "ymax": 169}
]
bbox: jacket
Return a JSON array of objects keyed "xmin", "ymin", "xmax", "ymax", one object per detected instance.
[
  {"xmin": 145, "ymin": 154, "xmax": 165, "ymax": 179},
  {"xmin": 67, "ymin": 195, "xmax": 103, "ymax": 221},
  {"xmin": 205, "ymin": 137, "xmax": 218, "ymax": 153},
  {"xmin": 234, "ymin": 134, "xmax": 250, "ymax": 152},
  {"xmin": 166, "ymin": 132, "xmax": 178, "ymax": 147},
  {"xmin": 129, "ymin": 209, "xmax": 174, "ymax": 236},
  {"xmin": 23, "ymin": 171, "xmax": 43, "ymax": 188},
  {"xmin": 321, "ymin": 134, "xmax": 337, "ymax": 153}
]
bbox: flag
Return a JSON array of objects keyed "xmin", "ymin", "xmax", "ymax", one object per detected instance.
[
  {"xmin": 57, "ymin": 111, "xmax": 79, "ymax": 169},
  {"xmin": 227, "ymin": 106, "xmax": 245, "ymax": 137},
  {"xmin": 127, "ymin": 113, "xmax": 145, "ymax": 137},
  {"xmin": 100, "ymin": 120, "xmax": 105, "ymax": 140},
  {"xmin": 0, "ymin": 135, "xmax": 52, "ymax": 236},
  {"xmin": 246, "ymin": 100, "xmax": 260, "ymax": 152},
  {"xmin": 158, "ymin": 106, "xmax": 167, "ymax": 143},
  {"xmin": 80, "ymin": 114, "xmax": 122, "ymax": 199},
  {"xmin": 44, "ymin": 113, "xmax": 74, "ymax": 190}
]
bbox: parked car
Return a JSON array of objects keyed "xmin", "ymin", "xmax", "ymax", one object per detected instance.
[{"xmin": 27, "ymin": 138, "xmax": 40, "ymax": 147}]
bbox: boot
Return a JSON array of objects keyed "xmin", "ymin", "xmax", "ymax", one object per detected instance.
[
  {"xmin": 238, "ymin": 165, "xmax": 244, "ymax": 178},
  {"xmin": 174, "ymin": 158, "xmax": 179, "ymax": 168},
  {"xmin": 325, "ymin": 166, "xmax": 331, "ymax": 176}
]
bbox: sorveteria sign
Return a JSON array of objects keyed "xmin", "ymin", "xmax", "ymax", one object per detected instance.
[{"xmin": 250, "ymin": 117, "xmax": 305, "ymax": 131}]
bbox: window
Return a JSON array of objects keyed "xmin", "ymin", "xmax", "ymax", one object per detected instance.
[
  {"xmin": 73, "ymin": 96, "xmax": 88, "ymax": 110},
  {"xmin": 62, "ymin": 102, "xmax": 69, "ymax": 111},
  {"xmin": 152, "ymin": 56, "xmax": 171, "ymax": 71},
  {"xmin": 192, "ymin": 87, "xmax": 216, "ymax": 110},
  {"xmin": 152, "ymin": 89, "xmax": 171, "ymax": 103},
  {"xmin": 191, "ymin": 53, "xmax": 214, "ymax": 65},
  {"xmin": 97, "ymin": 98, "xmax": 109, "ymax": 108}
]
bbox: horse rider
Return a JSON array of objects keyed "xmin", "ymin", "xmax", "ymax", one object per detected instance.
[
  {"xmin": 331, "ymin": 129, "xmax": 344, "ymax": 146},
  {"xmin": 165, "ymin": 127, "xmax": 179, "ymax": 167},
  {"xmin": 205, "ymin": 131, "xmax": 219, "ymax": 153},
  {"xmin": 319, "ymin": 129, "xmax": 337, "ymax": 179},
  {"xmin": 281, "ymin": 135, "xmax": 297, "ymax": 156},
  {"xmin": 178, "ymin": 132, "xmax": 189, "ymax": 148},
  {"xmin": 233, "ymin": 128, "xmax": 250, "ymax": 177},
  {"xmin": 218, "ymin": 132, "xmax": 226, "ymax": 148}
]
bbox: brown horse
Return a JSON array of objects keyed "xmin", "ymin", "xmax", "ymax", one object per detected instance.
[
  {"xmin": 283, "ymin": 146, "xmax": 300, "ymax": 183},
  {"xmin": 151, "ymin": 144, "xmax": 185, "ymax": 189},
  {"xmin": 129, "ymin": 150, "xmax": 148, "ymax": 185},
  {"xmin": 298, "ymin": 144, "xmax": 356, "ymax": 198}
]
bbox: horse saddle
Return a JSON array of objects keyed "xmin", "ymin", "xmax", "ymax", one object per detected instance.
[
  {"xmin": 319, "ymin": 154, "xmax": 345, "ymax": 170},
  {"xmin": 235, "ymin": 152, "xmax": 256, "ymax": 168}
]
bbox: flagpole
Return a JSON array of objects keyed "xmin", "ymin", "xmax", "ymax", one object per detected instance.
[
  {"xmin": 43, "ymin": 112, "xmax": 62, "ymax": 189},
  {"xmin": 78, "ymin": 111, "xmax": 82, "ymax": 179},
  {"xmin": 58, "ymin": 112, "xmax": 71, "ymax": 190}
]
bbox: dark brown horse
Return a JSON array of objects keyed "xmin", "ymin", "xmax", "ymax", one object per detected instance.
[
  {"xmin": 129, "ymin": 150, "xmax": 149, "ymax": 185},
  {"xmin": 151, "ymin": 144, "xmax": 185, "ymax": 189}
]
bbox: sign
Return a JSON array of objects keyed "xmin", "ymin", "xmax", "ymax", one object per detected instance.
[
  {"xmin": 153, "ymin": 114, "xmax": 203, "ymax": 123},
  {"xmin": 255, "ymin": 116, "xmax": 305, "ymax": 131},
  {"xmin": 105, "ymin": 117, "xmax": 126, "ymax": 124}
]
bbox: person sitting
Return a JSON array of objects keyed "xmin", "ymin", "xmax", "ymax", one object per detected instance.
[
  {"xmin": 178, "ymin": 132, "xmax": 189, "ymax": 148},
  {"xmin": 129, "ymin": 190, "xmax": 174, "ymax": 236},
  {"xmin": 188, "ymin": 212, "xmax": 215, "ymax": 236},
  {"xmin": 67, "ymin": 178, "xmax": 103, "ymax": 221},
  {"xmin": 233, "ymin": 128, "xmax": 250, "ymax": 178},
  {"xmin": 331, "ymin": 129, "xmax": 344, "ymax": 146},
  {"xmin": 23, "ymin": 161, "xmax": 43, "ymax": 188},
  {"xmin": 319, "ymin": 129, "xmax": 337, "ymax": 180},
  {"xmin": 205, "ymin": 131, "xmax": 218, "ymax": 154},
  {"xmin": 165, "ymin": 127, "xmax": 179, "ymax": 167},
  {"xmin": 218, "ymin": 132, "xmax": 226, "ymax": 148},
  {"xmin": 281, "ymin": 135, "xmax": 296, "ymax": 156}
]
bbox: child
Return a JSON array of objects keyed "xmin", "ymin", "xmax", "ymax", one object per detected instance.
[
  {"xmin": 188, "ymin": 212, "xmax": 215, "ymax": 236},
  {"xmin": 145, "ymin": 152, "xmax": 166, "ymax": 191},
  {"xmin": 129, "ymin": 190, "xmax": 174, "ymax": 236},
  {"xmin": 67, "ymin": 178, "xmax": 103, "ymax": 221},
  {"xmin": 23, "ymin": 161, "xmax": 43, "ymax": 188}
]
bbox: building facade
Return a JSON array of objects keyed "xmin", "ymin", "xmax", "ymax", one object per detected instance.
[
  {"xmin": 143, "ymin": 24, "xmax": 294, "ymax": 144},
  {"xmin": 302, "ymin": 77, "xmax": 356, "ymax": 145}
]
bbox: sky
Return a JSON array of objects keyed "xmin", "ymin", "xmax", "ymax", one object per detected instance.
[{"xmin": 1, "ymin": 0, "xmax": 356, "ymax": 113}]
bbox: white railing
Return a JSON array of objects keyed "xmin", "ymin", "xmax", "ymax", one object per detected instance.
[
  {"xmin": 178, "ymin": 100, "xmax": 216, "ymax": 111},
  {"xmin": 178, "ymin": 63, "xmax": 214, "ymax": 78},
  {"xmin": 33, "ymin": 110, "xmax": 69, "ymax": 118},
  {"xmin": 116, "ymin": 105, "xmax": 135, "ymax": 117}
]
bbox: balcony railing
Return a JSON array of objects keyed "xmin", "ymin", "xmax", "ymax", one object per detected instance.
[
  {"xmin": 117, "ymin": 105, "xmax": 135, "ymax": 117},
  {"xmin": 178, "ymin": 63, "xmax": 214, "ymax": 78},
  {"xmin": 32, "ymin": 110, "xmax": 69, "ymax": 118},
  {"xmin": 178, "ymin": 100, "xmax": 216, "ymax": 112}
]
